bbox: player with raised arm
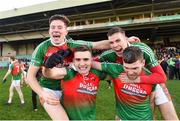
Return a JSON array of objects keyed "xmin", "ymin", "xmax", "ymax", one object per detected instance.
[{"xmin": 27, "ymin": 14, "xmax": 110, "ymax": 120}]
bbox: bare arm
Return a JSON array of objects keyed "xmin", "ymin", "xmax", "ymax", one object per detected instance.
[
  {"xmin": 27, "ymin": 65, "xmax": 61, "ymax": 105},
  {"xmin": 27, "ymin": 65, "xmax": 43, "ymax": 96},
  {"xmin": 42, "ymin": 67, "xmax": 67, "ymax": 80},
  {"xmin": 3, "ymin": 69, "xmax": 11, "ymax": 80},
  {"xmin": 150, "ymin": 91, "xmax": 156, "ymax": 120},
  {"xmin": 92, "ymin": 40, "xmax": 110, "ymax": 50},
  {"xmin": 91, "ymin": 61, "xmax": 103, "ymax": 71}
]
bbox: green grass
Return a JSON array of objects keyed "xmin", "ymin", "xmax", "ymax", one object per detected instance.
[
  {"xmin": 165, "ymin": 80, "xmax": 180, "ymax": 117},
  {"xmin": 0, "ymin": 68, "xmax": 179, "ymax": 120},
  {"xmin": 0, "ymin": 69, "xmax": 50, "ymax": 120}
]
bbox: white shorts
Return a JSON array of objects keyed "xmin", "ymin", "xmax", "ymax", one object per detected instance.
[
  {"xmin": 11, "ymin": 80, "xmax": 21, "ymax": 87},
  {"xmin": 42, "ymin": 87, "xmax": 62, "ymax": 99},
  {"xmin": 154, "ymin": 84, "xmax": 171, "ymax": 105}
]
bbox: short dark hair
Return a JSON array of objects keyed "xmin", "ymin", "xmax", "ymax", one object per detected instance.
[
  {"xmin": 107, "ymin": 27, "xmax": 125, "ymax": 37},
  {"xmin": 49, "ymin": 14, "xmax": 70, "ymax": 27},
  {"xmin": 74, "ymin": 45, "xmax": 92, "ymax": 54},
  {"xmin": 122, "ymin": 46, "xmax": 143, "ymax": 63}
]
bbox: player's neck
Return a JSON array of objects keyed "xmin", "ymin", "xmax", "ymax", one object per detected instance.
[
  {"xmin": 51, "ymin": 39, "xmax": 66, "ymax": 46},
  {"xmin": 82, "ymin": 72, "xmax": 90, "ymax": 78}
]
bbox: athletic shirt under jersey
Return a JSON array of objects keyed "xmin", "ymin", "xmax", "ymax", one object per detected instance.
[
  {"xmin": 100, "ymin": 42, "xmax": 158, "ymax": 69},
  {"xmin": 31, "ymin": 36, "xmax": 93, "ymax": 90},
  {"xmin": 61, "ymin": 68, "xmax": 103, "ymax": 120},
  {"xmin": 9, "ymin": 63, "xmax": 21, "ymax": 80},
  {"xmin": 101, "ymin": 63, "xmax": 156, "ymax": 120}
]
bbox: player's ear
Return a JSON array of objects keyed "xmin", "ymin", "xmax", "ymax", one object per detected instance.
[
  {"xmin": 141, "ymin": 59, "xmax": 145, "ymax": 67},
  {"xmin": 64, "ymin": 27, "xmax": 68, "ymax": 35}
]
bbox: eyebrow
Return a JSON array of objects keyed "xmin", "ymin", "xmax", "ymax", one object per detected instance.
[
  {"xmin": 123, "ymin": 66, "xmax": 138, "ymax": 69},
  {"xmin": 75, "ymin": 58, "xmax": 90, "ymax": 60}
]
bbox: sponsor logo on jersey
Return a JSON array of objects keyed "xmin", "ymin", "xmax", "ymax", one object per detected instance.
[
  {"xmin": 77, "ymin": 82, "xmax": 98, "ymax": 95},
  {"xmin": 121, "ymin": 84, "xmax": 147, "ymax": 97}
]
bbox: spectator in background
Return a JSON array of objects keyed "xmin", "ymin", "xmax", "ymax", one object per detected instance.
[
  {"xmin": 175, "ymin": 56, "xmax": 180, "ymax": 80},
  {"xmin": 167, "ymin": 57, "xmax": 176, "ymax": 80},
  {"xmin": 160, "ymin": 57, "xmax": 168, "ymax": 75},
  {"xmin": 19, "ymin": 60, "xmax": 28, "ymax": 87}
]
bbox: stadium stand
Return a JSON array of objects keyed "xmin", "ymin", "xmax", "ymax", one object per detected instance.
[{"xmin": 0, "ymin": 0, "xmax": 180, "ymax": 57}]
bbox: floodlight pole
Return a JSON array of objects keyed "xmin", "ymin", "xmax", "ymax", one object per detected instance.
[{"xmin": 151, "ymin": 0, "xmax": 154, "ymax": 19}]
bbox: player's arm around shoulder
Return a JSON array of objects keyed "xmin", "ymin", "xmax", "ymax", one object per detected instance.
[
  {"xmin": 92, "ymin": 61, "xmax": 103, "ymax": 71},
  {"xmin": 42, "ymin": 66, "xmax": 67, "ymax": 80},
  {"xmin": 92, "ymin": 40, "xmax": 110, "ymax": 50}
]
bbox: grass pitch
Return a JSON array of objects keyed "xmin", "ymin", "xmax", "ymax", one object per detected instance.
[{"xmin": 0, "ymin": 69, "xmax": 179, "ymax": 120}]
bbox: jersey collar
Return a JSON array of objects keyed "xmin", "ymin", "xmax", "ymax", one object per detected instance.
[{"xmin": 51, "ymin": 38, "xmax": 67, "ymax": 46}]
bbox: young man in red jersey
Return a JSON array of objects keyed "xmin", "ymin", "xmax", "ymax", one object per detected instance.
[
  {"xmin": 2, "ymin": 56, "xmax": 25, "ymax": 105},
  {"xmin": 42, "ymin": 45, "xmax": 104, "ymax": 120},
  {"xmin": 99, "ymin": 27, "xmax": 178, "ymax": 120},
  {"xmin": 27, "ymin": 14, "xmax": 110, "ymax": 120},
  {"xmin": 92, "ymin": 46, "xmax": 156, "ymax": 120}
]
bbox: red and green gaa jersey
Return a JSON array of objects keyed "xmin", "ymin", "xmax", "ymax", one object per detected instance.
[
  {"xmin": 9, "ymin": 63, "xmax": 21, "ymax": 80},
  {"xmin": 31, "ymin": 36, "xmax": 93, "ymax": 90},
  {"xmin": 100, "ymin": 49, "xmax": 123, "ymax": 63},
  {"xmin": 61, "ymin": 68, "xmax": 103, "ymax": 120},
  {"xmin": 101, "ymin": 63, "xmax": 156, "ymax": 120}
]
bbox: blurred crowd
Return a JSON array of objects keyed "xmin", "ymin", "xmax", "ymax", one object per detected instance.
[{"xmin": 154, "ymin": 47, "xmax": 180, "ymax": 80}]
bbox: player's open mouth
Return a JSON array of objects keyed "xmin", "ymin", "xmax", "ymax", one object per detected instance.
[
  {"xmin": 79, "ymin": 67, "xmax": 87, "ymax": 71},
  {"xmin": 53, "ymin": 35, "xmax": 61, "ymax": 39},
  {"xmin": 116, "ymin": 48, "xmax": 123, "ymax": 52}
]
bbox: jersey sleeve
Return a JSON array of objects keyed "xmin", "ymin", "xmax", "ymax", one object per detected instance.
[
  {"xmin": 140, "ymin": 65, "xmax": 167, "ymax": 84},
  {"xmin": 63, "ymin": 68, "xmax": 76, "ymax": 81},
  {"xmin": 101, "ymin": 62, "xmax": 124, "ymax": 78},
  {"xmin": 67, "ymin": 40, "xmax": 93, "ymax": 49},
  {"xmin": 90, "ymin": 68, "xmax": 105, "ymax": 80},
  {"xmin": 99, "ymin": 50, "xmax": 116, "ymax": 62},
  {"xmin": 31, "ymin": 40, "xmax": 50, "ymax": 67},
  {"xmin": 132, "ymin": 43, "xmax": 158, "ymax": 69}
]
